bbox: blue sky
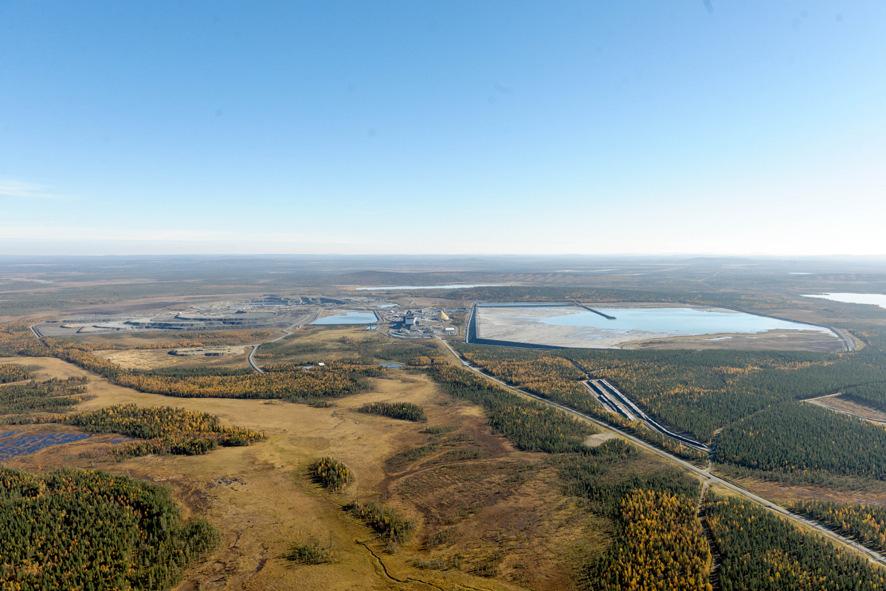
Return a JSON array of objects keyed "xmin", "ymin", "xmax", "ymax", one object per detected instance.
[{"xmin": 1, "ymin": 1, "xmax": 885, "ymax": 255}]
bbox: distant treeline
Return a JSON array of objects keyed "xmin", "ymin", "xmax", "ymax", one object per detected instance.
[
  {"xmin": 0, "ymin": 377, "xmax": 88, "ymax": 415},
  {"xmin": 52, "ymin": 346, "xmax": 379, "ymax": 402},
  {"xmin": 0, "ymin": 328, "xmax": 382, "ymax": 403},
  {"xmin": 258, "ymin": 331, "xmax": 442, "ymax": 367},
  {"xmin": 10, "ymin": 404, "xmax": 264, "ymax": 457}
]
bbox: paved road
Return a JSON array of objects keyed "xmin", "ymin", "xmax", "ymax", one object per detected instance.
[
  {"xmin": 247, "ymin": 311, "xmax": 319, "ymax": 374},
  {"xmin": 436, "ymin": 338, "xmax": 886, "ymax": 569},
  {"xmin": 247, "ymin": 344, "xmax": 265, "ymax": 373},
  {"xmin": 832, "ymin": 327, "xmax": 857, "ymax": 352}
]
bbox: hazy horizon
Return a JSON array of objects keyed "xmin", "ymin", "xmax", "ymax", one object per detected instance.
[{"xmin": 3, "ymin": 1, "xmax": 885, "ymax": 256}]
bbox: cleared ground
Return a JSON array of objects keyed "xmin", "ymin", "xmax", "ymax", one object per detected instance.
[
  {"xmin": 805, "ymin": 393, "xmax": 886, "ymax": 425},
  {"xmin": 255, "ymin": 326, "xmax": 375, "ymax": 363},
  {"xmin": 94, "ymin": 346, "xmax": 250, "ymax": 371}
]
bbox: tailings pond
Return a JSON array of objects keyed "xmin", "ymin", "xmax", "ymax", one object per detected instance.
[{"xmin": 473, "ymin": 304, "xmax": 842, "ymax": 350}]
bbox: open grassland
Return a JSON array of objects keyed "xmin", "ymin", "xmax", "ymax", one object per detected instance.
[
  {"xmin": 45, "ymin": 345, "xmax": 379, "ymax": 401},
  {"xmin": 255, "ymin": 326, "xmax": 375, "ymax": 363},
  {"xmin": 50, "ymin": 327, "xmax": 278, "ymax": 350},
  {"xmin": 95, "ymin": 346, "xmax": 251, "ymax": 372},
  {"xmin": 256, "ymin": 325, "xmax": 443, "ymax": 367},
  {"xmin": 0, "ymin": 355, "xmax": 602, "ymax": 591}
]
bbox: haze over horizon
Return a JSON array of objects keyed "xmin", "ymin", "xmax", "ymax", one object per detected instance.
[{"xmin": 2, "ymin": 1, "xmax": 885, "ymax": 256}]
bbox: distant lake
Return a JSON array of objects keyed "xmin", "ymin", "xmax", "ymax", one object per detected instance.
[
  {"xmin": 312, "ymin": 310, "xmax": 378, "ymax": 325},
  {"xmin": 356, "ymin": 284, "xmax": 509, "ymax": 291},
  {"xmin": 804, "ymin": 293, "xmax": 886, "ymax": 310},
  {"xmin": 542, "ymin": 307, "xmax": 831, "ymax": 336}
]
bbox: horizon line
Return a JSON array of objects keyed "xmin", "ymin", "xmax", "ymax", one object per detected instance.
[{"xmin": 2, "ymin": 253, "xmax": 886, "ymax": 259}]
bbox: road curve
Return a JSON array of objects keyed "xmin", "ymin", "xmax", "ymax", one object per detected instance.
[
  {"xmin": 247, "ymin": 311, "xmax": 319, "ymax": 374},
  {"xmin": 436, "ymin": 338, "xmax": 886, "ymax": 569},
  {"xmin": 247, "ymin": 344, "xmax": 264, "ymax": 373},
  {"xmin": 832, "ymin": 327, "xmax": 857, "ymax": 353}
]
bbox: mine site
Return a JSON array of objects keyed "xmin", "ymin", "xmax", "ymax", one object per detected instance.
[
  {"xmin": 469, "ymin": 302, "xmax": 848, "ymax": 352},
  {"xmin": 3, "ymin": 255, "xmax": 886, "ymax": 591},
  {"xmin": 5, "ymin": 2, "xmax": 886, "ymax": 590}
]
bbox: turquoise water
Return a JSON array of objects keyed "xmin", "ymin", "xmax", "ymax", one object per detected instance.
[
  {"xmin": 312, "ymin": 310, "xmax": 377, "ymax": 325},
  {"xmin": 542, "ymin": 307, "xmax": 829, "ymax": 336},
  {"xmin": 804, "ymin": 293, "xmax": 886, "ymax": 310},
  {"xmin": 356, "ymin": 284, "xmax": 507, "ymax": 291}
]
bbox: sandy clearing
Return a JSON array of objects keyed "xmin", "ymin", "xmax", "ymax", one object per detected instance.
[
  {"xmin": 95, "ymin": 347, "xmax": 250, "ymax": 371},
  {"xmin": 583, "ymin": 432, "xmax": 618, "ymax": 447},
  {"xmin": 805, "ymin": 393, "xmax": 886, "ymax": 425}
]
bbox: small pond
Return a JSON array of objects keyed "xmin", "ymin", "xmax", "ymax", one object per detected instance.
[{"xmin": 312, "ymin": 310, "xmax": 378, "ymax": 325}]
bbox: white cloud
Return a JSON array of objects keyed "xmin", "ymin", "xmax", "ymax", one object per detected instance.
[
  {"xmin": 0, "ymin": 179, "xmax": 58, "ymax": 200},
  {"xmin": 0, "ymin": 224, "xmax": 372, "ymax": 255}
]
